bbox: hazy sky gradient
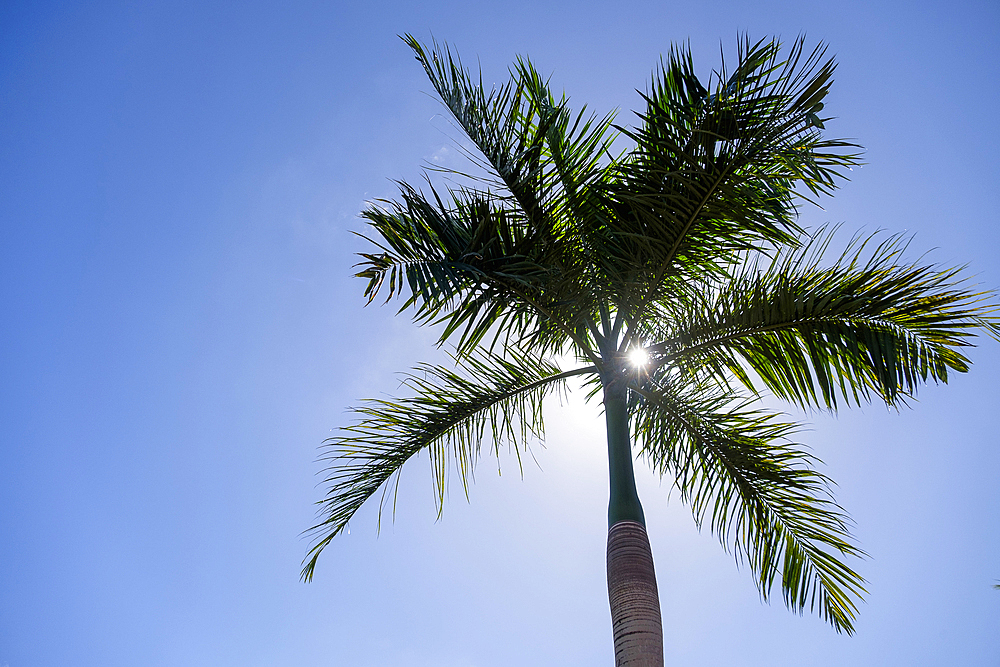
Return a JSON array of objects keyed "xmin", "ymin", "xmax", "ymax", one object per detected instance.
[{"xmin": 2, "ymin": 1, "xmax": 998, "ymax": 665}]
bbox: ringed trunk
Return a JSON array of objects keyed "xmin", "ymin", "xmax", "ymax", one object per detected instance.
[
  {"xmin": 608, "ymin": 521, "xmax": 663, "ymax": 666},
  {"xmin": 604, "ymin": 383, "xmax": 664, "ymax": 667}
]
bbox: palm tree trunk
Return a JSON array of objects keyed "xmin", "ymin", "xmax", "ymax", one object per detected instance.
[
  {"xmin": 604, "ymin": 385, "xmax": 664, "ymax": 667},
  {"xmin": 608, "ymin": 521, "xmax": 663, "ymax": 666}
]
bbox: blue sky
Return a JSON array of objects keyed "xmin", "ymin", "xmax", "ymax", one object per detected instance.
[{"xmin": 1, "ymin": 1, "xmax": 998, "ymax": 665}]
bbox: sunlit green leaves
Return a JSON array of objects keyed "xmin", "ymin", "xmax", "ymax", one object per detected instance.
[
  {"xmin": 302, "ymin": 349, "xmax": 595, "ymax": 581},
  {"xmin": 648, "ymin": 229, "xmax": 999, "ymax": 409},
  {"xmin": 357, "ymin": 182, "xmax": 571, "ymax": 354},
  {"xmin": 609, "ymin": 37, "xmax": 859, "ymax": 319},
  {"xmin": 310, "ymin": 35, "xmax": 999, "ymax": 635},
  {"xmin": 630, "ymin": 375, "xmax": 866, "ymax": 633}
]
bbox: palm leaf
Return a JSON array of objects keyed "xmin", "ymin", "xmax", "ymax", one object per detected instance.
[
  {"xmin": 647, "ymin": 228, "xmax": 999, "ymax": 408},
  {"xmin": 403, "ymin": 36, "xmax": 632, "ymax": 347},
  {"xmin": 610, "ymin": 37, "xmax": 859, "ymax": 347},
  {"xmin": 357, "ymin": 181, "xmax": 593, "ymax": 355},
  {"xmin": 629, "ymin": 375, "xmax": 866, "ymax": 633},
  {"xmin": 404, "ymin": 34, "xmax": 568, "ymax": 231},
  {"xmin": 302, "ymin": 350, "xmax": 596, "ymax": 580}
]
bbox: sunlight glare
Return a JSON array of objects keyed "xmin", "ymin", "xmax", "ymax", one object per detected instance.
[{"xmin": 628, "ymin": 346, "xmax": 649, "ymax": 368}]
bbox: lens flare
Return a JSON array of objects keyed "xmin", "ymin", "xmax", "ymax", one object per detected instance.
[{"xmin": 628, "ymin": 347, "xmax": 649, "ymax": 368}]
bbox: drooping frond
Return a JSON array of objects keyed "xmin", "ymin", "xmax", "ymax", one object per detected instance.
[
  {"xmin": 647, "ymin": 229, "xmax": 1000, "ymax": 408},
  {"xmin": 629, "ymin": 375, "xmax": 866, "ymax": 633},
  {"xmin": 302, "ymin": 350, "xmax": 597, "ymax": 581}
]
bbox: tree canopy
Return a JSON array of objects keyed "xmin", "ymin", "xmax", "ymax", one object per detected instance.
[{"xmin": 304, "ymin": 35, "xmax": 999, "ymax": 635}]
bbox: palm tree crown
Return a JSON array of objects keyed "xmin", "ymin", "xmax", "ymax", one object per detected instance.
[{"xmin": 303, "ymin": 35, "xmax": 998, "ymax": 640}]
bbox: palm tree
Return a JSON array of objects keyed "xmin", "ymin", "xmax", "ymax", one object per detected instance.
[{"xmin": 303, "ymin": 35, "xmax": 998, "ymax": 665}]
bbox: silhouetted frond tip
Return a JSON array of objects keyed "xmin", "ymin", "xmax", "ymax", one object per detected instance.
[{"xmin": 302, "ymin": 349, "xmax": 596, "ymax": 581}]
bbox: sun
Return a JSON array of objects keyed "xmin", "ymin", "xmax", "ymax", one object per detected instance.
[{"xmin": 627, "ymin": 346, "xmax": 649, "ymax": 368}]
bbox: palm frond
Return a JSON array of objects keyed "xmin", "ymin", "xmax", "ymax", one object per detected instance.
[
  {"xmin": 302, "ymin": 350, "xmax": 596, "ymax": 581},
  {"xmin": 401, "ymin": 36, "xmax": 633, "ymax": 350},
  {"xmin": 358, "ymin": 180, "xmax": 600, "ymax": 356},
  {"xmin": 404, "ymin": 34, "xmax": 569, "ymax": 231},
  {"xmin": 609, "ymin": 37, "xmax": 859, "ymax": 342},
  {"xmin": 629, "ymin": 375, "xmax": 866, "ymax": 633},
  {"xmin": 648, "ymin": 228, "xmax": 999, "ymax": 408},
  {"xmin": 509, "ymin": 57, "xmax": 621, "ymax": 249}
]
